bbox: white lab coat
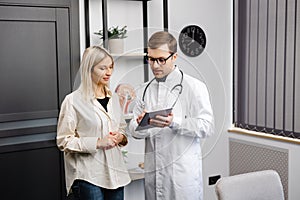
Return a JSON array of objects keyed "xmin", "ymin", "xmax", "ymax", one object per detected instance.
[{"xmin": 129, "ymin": 67, "xmax": 214, "ymax": 200}]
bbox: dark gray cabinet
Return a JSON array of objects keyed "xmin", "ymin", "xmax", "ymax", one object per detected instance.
[
  {"xmin": 0, "ymin": 0, "xmax": 79, "ymax": 199},
  {"xmin": 0, "ymin": 5, "xmax": 71, "ymax": 125},
  {"xmin": 0, "ymin": 145, "xmax": 64, "ymax": 199}
]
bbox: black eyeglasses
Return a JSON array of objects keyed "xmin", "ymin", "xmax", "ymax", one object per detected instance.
[{"xmin": 145, "ymin": 53, "xmax": 174, "ymax": 65}]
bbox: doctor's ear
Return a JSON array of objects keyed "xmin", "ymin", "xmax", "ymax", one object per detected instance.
[{"xmin": 172, "ymin": 53, "xmax": 178, "ymax": 60}]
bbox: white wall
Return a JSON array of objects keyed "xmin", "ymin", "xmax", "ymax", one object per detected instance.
[
  {"xmin": 166, "ymin": 1, "xmax": 232, "ymax": 199},
  {"xmin": 79, "ymin": 0, "xmax": 232, "ymax": 199}
]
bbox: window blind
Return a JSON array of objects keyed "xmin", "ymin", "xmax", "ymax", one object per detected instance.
[{"xmin": 234, "ymin": 0, "xmax": 300, "ymax": 139}]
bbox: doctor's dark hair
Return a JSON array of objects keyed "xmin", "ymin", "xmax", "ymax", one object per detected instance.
[
  {"xmin": 79, "ymin": 46, "xmax": 113, "ymax": 100},
  {"xmin": 148, "ymin": 31, "xmax": 177, "ymax": 53}
]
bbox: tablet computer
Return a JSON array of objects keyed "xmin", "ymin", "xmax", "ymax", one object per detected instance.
[{"xmin": 135, "ymin": 108, "xmax": 173, "ymax": 131}]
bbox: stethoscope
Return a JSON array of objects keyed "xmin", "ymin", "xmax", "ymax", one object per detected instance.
[{"xmin": 142, "ymin": 69, "xmax": 183, "ymax": 108}]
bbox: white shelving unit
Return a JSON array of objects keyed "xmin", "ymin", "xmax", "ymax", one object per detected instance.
[
  {"xmin": 85, "ymin": 0, "xmax": 150, "ymax": 82},
  {"xmin": 85, "ymin": 2, "xmax": 148, "ymax": 200}
]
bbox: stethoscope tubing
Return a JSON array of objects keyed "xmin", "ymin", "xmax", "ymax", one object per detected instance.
[{"xmin": 142, "ymin": 69, "xmax": 183, "ymax": 108}]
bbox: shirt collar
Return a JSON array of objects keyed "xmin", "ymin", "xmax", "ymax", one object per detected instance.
[{"xmin": 155, "ymin": 66, "xmax": 180, "ymax": 83}]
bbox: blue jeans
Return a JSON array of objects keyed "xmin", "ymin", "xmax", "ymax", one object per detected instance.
[{"xmin": 71, "ymin": 179, "xmax": 124, "ymax": 200}]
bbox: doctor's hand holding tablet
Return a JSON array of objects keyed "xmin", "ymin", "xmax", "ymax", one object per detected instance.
[{"xmin": 136, "ymin": 108, "xmax": 174, "ymax": 130}]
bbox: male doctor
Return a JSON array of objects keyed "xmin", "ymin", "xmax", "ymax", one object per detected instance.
[{"xmin": 129, "ymin": 31, "xmax": 214, "ymax": 200}]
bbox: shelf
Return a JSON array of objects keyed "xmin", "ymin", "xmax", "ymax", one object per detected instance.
[{"xmin": 84, "ymin": 0, "xmax": 150, "ymax": 81}]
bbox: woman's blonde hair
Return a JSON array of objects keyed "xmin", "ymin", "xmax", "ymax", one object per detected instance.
[{"xmin": 79, "ymin": 46, "xmax": 114, "ymax": 100}]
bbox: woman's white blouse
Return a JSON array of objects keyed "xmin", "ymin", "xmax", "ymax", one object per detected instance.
[{"xmin": 56, "ymin": 90, "xmax": 131, "ymax": 193}]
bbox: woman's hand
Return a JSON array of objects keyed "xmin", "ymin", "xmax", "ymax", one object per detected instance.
[
  {"xmin": 110, "ymin": 131, "xmax": 128, "ymax": 146},
  {"xmin": 97, "ymin": 131, "xmax": 128, "ymax": 150},
  {"xmin": 96, "ymin": 134, "xmax": 117, "ymax": 150},
  {"xmin": 109, "ymin": 131, "xmax": 123, "ymax": 144}
]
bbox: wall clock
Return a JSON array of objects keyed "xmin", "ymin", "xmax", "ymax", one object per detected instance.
[{"xmin": 178, "ymin": 25, "xmax": 206, "ymax": 57}]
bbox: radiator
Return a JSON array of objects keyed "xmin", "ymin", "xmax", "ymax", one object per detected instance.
[{"xmin": 229, "ymin": 138, "xmax": 288, "ymax": 200}]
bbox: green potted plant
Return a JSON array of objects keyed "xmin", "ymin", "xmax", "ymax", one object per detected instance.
[
  {"xmin": 94, "ymin": 26, "xmax": 127, "ymax": 54},
  {"xmin": 94, "ymin": 25, "xmax": 127, "ymax": 39}
]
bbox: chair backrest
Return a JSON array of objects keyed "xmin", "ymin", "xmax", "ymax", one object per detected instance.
[{"xmin": 215, "ymin": 170, "xmax": 284, "ymax": 200}]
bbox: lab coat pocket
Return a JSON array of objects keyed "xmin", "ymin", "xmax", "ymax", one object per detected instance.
[{"xmin": 173, "ymin": 153, "xmax": 201, "ymax": 188}]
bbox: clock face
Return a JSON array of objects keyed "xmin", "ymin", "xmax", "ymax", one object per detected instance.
[{"xmin": 178, "ymin": 25, "xmax": 206, "ymax": 57}]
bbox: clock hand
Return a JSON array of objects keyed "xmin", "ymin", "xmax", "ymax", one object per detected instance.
[
  {"xmin": 189, "ymin": 29, "xmax": 195, "ymax": 46},
  {"xmin": 192, "ymin": 29, "xmax": 195, "ymax": 40}
]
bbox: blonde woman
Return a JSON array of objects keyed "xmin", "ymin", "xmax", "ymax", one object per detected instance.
[{"xmin": 57, "ymin": 46, "xmax": 130, "ymax": 200}]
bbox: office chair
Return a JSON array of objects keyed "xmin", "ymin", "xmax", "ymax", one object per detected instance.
[{"xmin": 215, "ymin": 170, "xmax": 284, "ymax": 200}]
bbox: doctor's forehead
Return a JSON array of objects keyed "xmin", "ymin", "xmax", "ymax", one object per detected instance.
[{"xmin": 148, "ymin": 44, "xmax": 170, "ymax": 55}]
